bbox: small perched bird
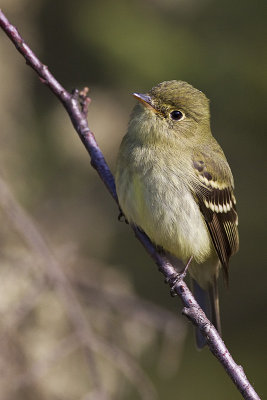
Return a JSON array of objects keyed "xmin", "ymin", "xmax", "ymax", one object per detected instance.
[{"xmin": 115, "ymin": 80, "xmax": 239, "ymax": 347}]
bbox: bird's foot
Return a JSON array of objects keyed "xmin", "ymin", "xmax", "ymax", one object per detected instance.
[
  {"xmin": 179, "ymin": 255, "xmax": 193, "ymax": 280},
  {"xmin": 166, "ymin": 273, "xmax": 180, "ymax": 297},
  {"xmin": 166, "ymin": 255, "xmax": 193, "ymax": 296},
  {"xmin": 118, "ymin": 209, "xmax": 128, "ymax": 224}
]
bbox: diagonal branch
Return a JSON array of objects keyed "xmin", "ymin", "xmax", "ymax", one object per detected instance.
[{"xmin": 0, "ymin": 9, "xmax": 261, "ymax": 400}]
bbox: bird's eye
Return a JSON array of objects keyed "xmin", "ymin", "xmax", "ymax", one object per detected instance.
[{"xmin": 170, "ymin": 110, "xmax": 184, "ymax": 121}]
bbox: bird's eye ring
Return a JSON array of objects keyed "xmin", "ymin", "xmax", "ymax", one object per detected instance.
[{"xmin": 170, "ymin": 110, "xmax": 184, "ymax": 121}]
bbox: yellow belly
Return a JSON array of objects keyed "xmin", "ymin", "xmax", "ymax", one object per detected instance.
[{"xmin": 116, "ymin": 170, "xmax": 213, "ymax": 265}]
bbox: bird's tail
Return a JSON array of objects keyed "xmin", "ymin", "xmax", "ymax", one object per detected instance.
[{"xmin": 192, "ymin": 277, "xmax": 221, "ymax": 349}]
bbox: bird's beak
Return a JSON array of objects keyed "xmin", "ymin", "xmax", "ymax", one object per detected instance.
[{"xmin": 132, "ymin": 93, "xmax": 156, "ymax": 111}]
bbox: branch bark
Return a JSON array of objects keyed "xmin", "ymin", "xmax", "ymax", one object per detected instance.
[{"xmin": 0, "ymin": 9, "xmax": 261, "ymax": 400}]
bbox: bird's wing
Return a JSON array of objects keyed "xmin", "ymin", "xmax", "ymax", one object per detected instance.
[{"xmin": 192, "ymin": 157, "xmax": 239, "ymax": 280}]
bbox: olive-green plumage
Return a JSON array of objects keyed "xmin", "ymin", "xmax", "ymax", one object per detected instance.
[{"xmin": 115, "ymin": 80, "xmax": 239, "ymax": 347}]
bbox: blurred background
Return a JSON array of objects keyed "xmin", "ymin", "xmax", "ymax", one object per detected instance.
[{"xmin": 0, "ymin": 0, "xmax": 266, "ymax": 399}]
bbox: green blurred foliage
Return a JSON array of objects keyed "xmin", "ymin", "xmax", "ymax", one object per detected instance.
[{"xmin": 0, "ymin": 0, "xmax": 266, "ymax": 398}]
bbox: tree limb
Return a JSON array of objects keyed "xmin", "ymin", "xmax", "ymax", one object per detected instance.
[{"xmin": 0, "ymin": 9, "xmax": 261, "ymax": 400}]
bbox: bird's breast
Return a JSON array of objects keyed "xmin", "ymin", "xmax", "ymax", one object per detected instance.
[{"xmin": 116, "ymin": 152, "xmax": 213, "ymax": 264}]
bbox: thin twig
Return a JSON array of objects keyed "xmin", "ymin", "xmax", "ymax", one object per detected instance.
[{"xmin": 0, "ymin": 9, "xmax": 261, "ymax": 400}]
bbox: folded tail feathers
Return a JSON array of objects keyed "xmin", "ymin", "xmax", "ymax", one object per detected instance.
[
  {"xmin": 192, "ymin": 278, "xmax": 221, "ymax": 349},
  {"xmin": 209, "ymin": 276, "xmax": 221, "ymax": 336}
]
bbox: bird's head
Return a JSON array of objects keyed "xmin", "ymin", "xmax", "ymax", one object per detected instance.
[{"xmin": 130, "ymin": 80, "xmax": 211, "ymax": 144}]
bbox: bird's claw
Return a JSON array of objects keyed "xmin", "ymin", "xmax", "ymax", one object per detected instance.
[
  {"xmin": 118, "ymin": 210, "xmax": 128, "ymax": 224},
  {"xmin": 166, "ymin": 273, "xmax": 180, "ymax": 296}
]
